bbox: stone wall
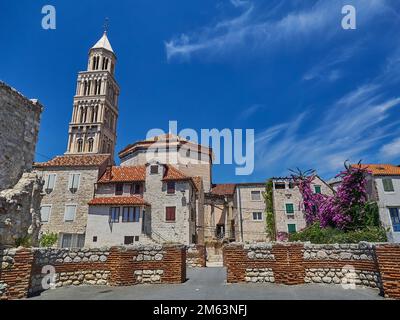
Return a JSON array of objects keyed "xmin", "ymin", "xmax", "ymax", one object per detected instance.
[
  {"xmin": 0, "ymin": 244, "xmax": 186, "ymax": 300},
  {"xmin": 223, "ymin": 242, "xmax": 400, "ymax": 299},
  {"xmin": 0, "ymin": 81, "xmax": 43, "ymax": 191},
  {"xmin": 0, "ymin": 173, "xmax": 43, "ymax": 246},
  {"xmin": 186, "ymin": 244, "xmax": 206, "ymax": 267}
]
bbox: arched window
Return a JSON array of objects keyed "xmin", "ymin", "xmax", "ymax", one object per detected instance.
[
  {"xmin": 83, "ymin": 81, "xmax": 88, "ymax": 95},
  {"xmin": 92, "ymin": 105, "xmax": 98, "ymax": 122},
  {"xmin": 87, "ymin": 81, "xmax": 91, "ymax": 95},
  {"xmin": 97, "ymin": 80, "xmax": 101, "ymax": 94},
  {"xmin": 107, "ymin": 143, "xmax": 111, "ymax": 154},
  {"xmin": 96, "ymin": 56, "xmax": 100, "ymax": 70},
  {"xmin": 77, "ymin": 139, "xmax": 83, "ymax": 153},
  {"xmin": 92, "ymin": 57, "xmax": 96, "ymax": 70},
  {"xmin": 88, "ymin": 138, "xmax": 94, "ymax": 152},
  {"xmin": 79, "ymin": 107, "xmax": 85, "ymax": 123},
  {"xmin": 105, "ymin": 58, "xmax": 109, "ymax": 70}
]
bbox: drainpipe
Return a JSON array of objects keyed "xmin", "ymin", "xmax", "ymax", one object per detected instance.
[{"xmin": 237, "ymin": 187, "xmax": 244, "ymax": 242}]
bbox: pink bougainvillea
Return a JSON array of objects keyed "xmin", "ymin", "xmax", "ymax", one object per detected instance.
[{"xmin": 291, "ymin": 162, "xmax": 371, "ymax": 230}]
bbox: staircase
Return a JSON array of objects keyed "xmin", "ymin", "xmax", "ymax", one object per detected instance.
[
  {"xmin": 139, "ymin": 233, "xmax": 159, "ymax": 244},
  {"xmin": 206, "ymin": 241, "xmax": 224, "ymax": 267}
]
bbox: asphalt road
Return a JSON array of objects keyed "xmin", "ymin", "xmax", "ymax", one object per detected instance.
[{"xmin": 28, "ymin": 267, "xmax": 385, "ymax": 300}]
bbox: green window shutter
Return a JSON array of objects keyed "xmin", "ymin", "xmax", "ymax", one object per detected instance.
[
  {"xmin": 314, "ymin": 185, "xmax": 321, "ymax": 194},
  {"xmin": 383, "ymin": 179, "xmax": 394, "ymax": 192},
  {"xmin": 288, "ymin": 224, "xmax": 297, "ymax": 233},
  {"xmin": 285, "ymin": 203, "xmax": 294, "ymax": 214}
]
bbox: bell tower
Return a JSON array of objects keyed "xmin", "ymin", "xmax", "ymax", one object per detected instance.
[{"xmin": 66, "ymin": 30, "xmax": 119, "ymax": 160}]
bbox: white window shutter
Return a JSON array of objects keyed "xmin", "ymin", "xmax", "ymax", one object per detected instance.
[{"xmin": 68, "ymin": 174, "xmax": 74, "ymax": 189}]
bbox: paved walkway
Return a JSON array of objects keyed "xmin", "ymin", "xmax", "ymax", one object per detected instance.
[{"xmin": 28, "ymin": 268, "xmax": 385, "ymax": 300}]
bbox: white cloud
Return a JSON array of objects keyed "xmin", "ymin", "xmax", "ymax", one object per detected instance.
[
  {"xmin": 239, "ymin": 104, "xmax": 265, "ymax": 119},
  {"xmin": 381, "ymin": 138, "xmax": 400, "ymax": 158},
  {"xmin": 165, "ymin": 0, "xmax": 390, "ymax": 61},
  {"xmin": 254, "ymin": 83, "xmax": 400, "ymax": 177}
]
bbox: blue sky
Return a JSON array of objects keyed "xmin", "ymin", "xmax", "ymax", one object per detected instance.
[{"xmin": 1, "ymin": 0, "xmax": 400, "ymax": 183}]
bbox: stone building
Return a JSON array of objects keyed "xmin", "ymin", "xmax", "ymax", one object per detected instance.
[
  {"xmin": 355, "ymin": 164, "xmax": 400, "ymax": 243},
  {"xmin": 0, "ymin": 81, "xmax": 44, "ymax": 246},
  {"xmin": 34, "ymin": 154, "xmax": 111, "ymax": 248},
  {"xmin": 85, "ymin": 162, "xmax": 198, "ymax": 246},
  {"xmin": 233, "ymin": 183, "xmax": 267, "ymax": 243},
  {"xmin": 33, "ymin": 31, "xmax": 117, "ymax": 248},
  {"xmin": 272, "ymin": 176, "xmax": 334, "ymax": 240}
]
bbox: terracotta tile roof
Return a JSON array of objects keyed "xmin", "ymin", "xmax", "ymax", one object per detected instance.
[
  {"xmin": 88, "ymin": 196, "xmax": 149, "ymax": 206},
  {"xmin": 34, "ymin": 154, "xmax": 111, "ymax": 168},
  {"xmin": 352, "ymin": 164, "xmax": 400, "ymax": 176},
  {"xmin": 211, "ymin": 183, "xmax": 236, "ymax": 196},
  {"xmin": 98, "ymin": 166, "xmax": 146, "ymax": 183},
  {"xmin": 162, "ymin": 165, "xmax": 191, "ymax": 181}
]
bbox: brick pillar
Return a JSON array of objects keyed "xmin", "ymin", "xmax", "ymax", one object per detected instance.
[
  {"xmin": 223, "ymin": 244, "xmax": 246, "ymax": 283},
  {"xmin": 375, "ymin": 244, "xmax": 400, "ymax": 299},
  {"xmin": 162, "ymin": 245, "xmax": 186, "ymax": 283},
  {"xmin": 272, "ymin": 243, "xmax": 305, "ymax": 285},
  {"xmin": 0, "ymin": 248, "xmax": 34, "ymax": 299},
  {"xmin": 107, "ymin": 247, "xmax": 136, "ymax": 286}
]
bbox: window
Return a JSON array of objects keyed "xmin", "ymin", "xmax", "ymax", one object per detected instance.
[
  {"xmin": 122, "ymin": 207, "xmax": 140, "ymax": 223},
  {"xmin": 61, "ymin": 233, "xmax": 85, "ymax": 248},
  {"xmin": 383, "ymin": 178, "xmax": 394, "ymax": 192},
  {"xmin": 252, "ymin": 212, "xmax": 263, "ymax": 221},
  {"xmin": 88, "ymin": 138, "xmax": 94, "ymax": 152},
  {"xmin": 115, "ymin": 183, "xmax": 123, "ymax": 195},
  {"xmin": 130, "ymin": 183, "xmax": 141, "ymax": 195},
  {"xmin": 150, "ymin": 165, "xmax": 159, "ymax": 174},
  {"xmin": 109, "ymin": 207, "xmax": 120, "ymax": 223},
  {"xmin": 44, "ymin": 174, "xmax": 56, "ymax": 193},
  {"xmin": 77, "ymin": 139, "xmax": 83, "ymax": 152},
  {"xmin": 314, "ymin": 185, "xmax": 322, "ymax": 194},
  {"xmin": 251, "ymin": 191, "xmax": 261, "ymax": 201},
  {"xmin": 166, "ymin": 207, "xmax": 176, "ymax": 222},
  {"xmin": 124, "ymin": 236, "xmax": 134, "ymax": 245},
  {"xmin": 135, "ymin": 236, "xmax": 139, "ymax": 242},
  {"xmin": 285, "ymin": 203, "xmax": 295, "ymax": 214},
  {"xmin": 389, "ymin": 208, "xmax": 400, "ymax": 232},
  {"xmin": 68, "ymin": 173, "xmax": 80, "ymax": 193},
  {"xmin": 61, "ymin": 234, "xmax": 72, "ymax": 248},
  {"xmin": 289, "ymin": 182, "xmax": 295, "ymax": 189},
  {"xmin": 93, "ymin": 236, "xmax": 98, "ymax": 242},
  {"xmin": 186, "ymin": 149, "xmax": 191, "ymax": 157},
  {"xmin": 288, "ymin": 224, "xmax": 297, "ymax": 234},
  {"xmin": 40, "ymin": 206, "xmax": 51, "ymax": 223},
  {"xmin": 64, "ymin": 205, "xmax": 77, "ymax": 222},
  {"xmin": 275, "ymin": 183, "xmax": 286, "ymax": 189},
  {"xmin": 167, "ymin": 181, "xmax": 176, "ymax": 194}
]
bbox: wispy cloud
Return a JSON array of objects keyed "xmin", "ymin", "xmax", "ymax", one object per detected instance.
[
  {"xmin": 239, "ymin": 104, "xmax": 265, "ymax": 119},
  {"xmin": 381, "ymin": 138, "xmax": 400, "ymax": 159},
  {"xmin": 165, "ymin": 0, "xmax": 390, "ymax": 62},
  {"xmin": 254, "ymin": 82, "xmax": 400, "ymax": 177}
]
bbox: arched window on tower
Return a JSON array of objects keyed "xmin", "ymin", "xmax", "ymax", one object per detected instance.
[
  {"xmin": 92, "ymin": 57, "xmax": 96, "ymax": 70},
  {"xmin": 87, "ymin": 81, "xmax": 91, "ymax": 95},
  {"xmin": 83, "ymin": 81, "xmax": 88, "ymax": 95},
  {"xmin": 105, "ymin": 58, "xmax": 109, "ymax": 70},
  {"xmin": 88, "ymin": 138, "xmax": 94, "ymax": 152},
  {"xmin": 77, "ymin": 139, "xmax": 83, "ymax": 153},
  {"xmin": 97, "ymin": 80, "xmax": 102, "ymax": 94},
  {"xmin": 96, "ymin": 56, "xmax": 100, "ymax": 70},
  {"xmin": 79, "ymin": 107, "xmax": 84, "ymax": 123},
  {"xmin": 92, "ymin": 105, "xmax": 98, "ymax": 122}
]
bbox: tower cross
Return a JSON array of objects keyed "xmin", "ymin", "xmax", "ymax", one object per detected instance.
[{"xmin": 103, "ymin": 17, "xmax": 109, "ymax": 34}]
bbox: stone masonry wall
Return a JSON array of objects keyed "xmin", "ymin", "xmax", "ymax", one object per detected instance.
[
  {"xmin": 0, "ymin": 173, "xmax": 43, "ymax": 246},
  {"xmin": 0, "ymin": 244, "xmax": 186, "ymax": 300},
  {"xmin": 224, "ymin": 242, "xmax": 400, "ymax": 299},
  {"xmin": 0, "ymin": 81, "xmax": 43, "ymax": 191},
  {"xmin": 186, "ymin": 244, "xmax": 206, "ymax": 267}
]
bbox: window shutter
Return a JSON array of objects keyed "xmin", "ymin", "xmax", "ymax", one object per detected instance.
[
  {"xmin": 65, "ymin": 205, "xmax": 76, "ymax": 221},
  {"xmin": 40, "ymin": 206, "xmax": 51, "ymax": 222},
  {"xmin": 383, "ymin": 179, "xmax": 394, "ymax": 192},
  {"xmin": 72, "ymin": 174, "xmax": 80, "ymax": 189}
]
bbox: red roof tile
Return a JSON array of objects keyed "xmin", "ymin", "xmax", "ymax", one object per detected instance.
[
  {"xmin": 98, "ymin": 166, "xmax": 146, "ymax": 183},
  {"xmin": 211, "ymin": 183, "xmax": 236, "ymax": 196},
  {"xmin": 34, "ymin": 154, "xmax": 110, "ymax": 168},
  {"xmin": 352, "ymin": 164, "xmax": 400, "ymax": 176},
  {"xmin": 88, "ymin": 196, "xmax": 149, "ymax": 206},
  {"xmin": 162, "ymin": 165, "xmax": 191, "ymax": 181}
]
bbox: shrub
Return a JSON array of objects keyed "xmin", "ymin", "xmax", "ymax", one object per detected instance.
[
  {"xmin": 39, "ymin": 232, "xmax": 58, "ymax": 247},
  {"xmin": 289, "ymin": 222, "xmax": 387, "ymax": 244},
  {"xmin": 15, "ymin": 235, "xmax": 32, "ymax": 247}
]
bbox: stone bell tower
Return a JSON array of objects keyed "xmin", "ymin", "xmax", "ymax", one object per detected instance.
[{"xmin": 65, "ymin": 31, "xmax": 120, "ymax": 160}]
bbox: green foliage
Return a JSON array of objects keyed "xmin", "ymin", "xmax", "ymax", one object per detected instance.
[
  {"xmin": 289, "ymin": 222, "xmax": 388, "ymax": 244},
  {"xmin": 39, "ymin": 232, "xmax": 58, "ymax": 247},
  {"xmin": 15, "ymin": 235, "xmax": 32, "ymax": 247},
  {"xmin": 263, "ymin": 179, "xmax": 276, "ymax": 240}
]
